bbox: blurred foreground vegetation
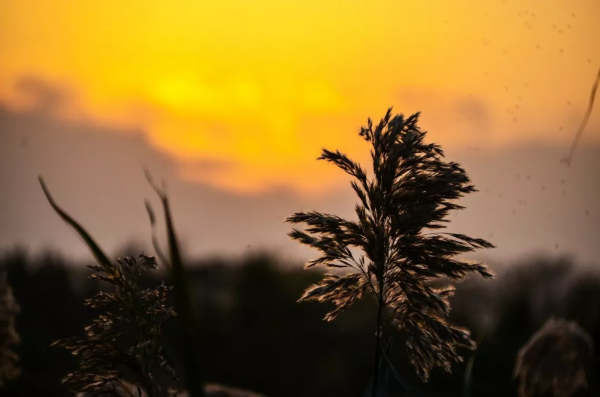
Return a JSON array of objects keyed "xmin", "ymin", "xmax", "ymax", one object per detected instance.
[{"xmin": 1, "ymin": 246, "xmax": 599, "ymax": 396}]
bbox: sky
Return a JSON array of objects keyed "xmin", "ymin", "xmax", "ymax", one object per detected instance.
[{"xmin": 0, "ymin": 0, "xmax": 599, "ymax": 265}]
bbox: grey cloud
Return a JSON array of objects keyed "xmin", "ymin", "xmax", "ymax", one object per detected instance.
[
  {"xmin": 1, "ymin": 80, "xmax": 599, "ymax": 266},
  {"xmin": 13, "ymin": 76, "xmax": 74, "ymax": 115},
  {"xmin": 0, "ymin": 97, "xmax": 335, "ymax": 263},
  {"xmin": 181, "ymin": 157, "xmax": 238, "ymax": 174}
]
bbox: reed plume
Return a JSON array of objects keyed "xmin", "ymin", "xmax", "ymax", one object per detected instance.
[
  {"xmin": 287, "ymin": 108, "xmax": 494, "ymax": 395},
  {"xmin": 514, "ymin": 317, "xmax": 595, "ymax": 397},
  {"xmin": 52, "ymin": 254, "xmax": 179, "ymax": 396}
]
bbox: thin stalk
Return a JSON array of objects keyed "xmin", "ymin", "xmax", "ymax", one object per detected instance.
[
  {"xmin": 145, "ymin": 169, "xmax": 204, "ymax": 397},
  {"xmin": 371, "ymin": 280, "xmax": 385, "ymax": 397}
]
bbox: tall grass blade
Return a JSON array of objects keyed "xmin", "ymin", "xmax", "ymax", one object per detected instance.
[
  {"xmin": 463, "ymin": 332, "xmax": 486, "ymax": 397},
  {"xmin": 38, "ymin": 176, "xmax": 112, "ymax": 272},
  {"xmin": 144, "ymin": 168, "xmax": 204, "ymax": 397},
  {"xmin": 562, "ymin": 65, "xmax": 600, "ymax": 166},
  {"xmin": 462, "ymin": 353, "xmax": 476, "ymax": 397},
  {"xmin": 144, "ymin": 199, "xmax": 169, "ymax": 266},
  {"xmin": 363, "ymin": 339, "xmax": 392, "ymax": 397},
  {"xmin": 377, "ymin": 337, "xmax": 447, "ymax": 397}
]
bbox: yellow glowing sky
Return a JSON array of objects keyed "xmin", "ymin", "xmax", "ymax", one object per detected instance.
[{"xmin": 1, "ymin": 0, "xmax": 599, "ymax": 194}]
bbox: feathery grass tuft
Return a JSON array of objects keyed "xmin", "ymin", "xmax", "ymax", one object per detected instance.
[
  {"xmin": 52, "ymin": 254, "xmax": 179, "ymax": 396},
  {"xmin": 287, "ymin": 108, "xmax": 494, "ymax": 394},
  {"xmin": 144, "ymin": 169, "xmax": 204, "ymax": 397},
  {"xmin": 39, "ymin": 175, "xmax": 205, "ymax": 397}
]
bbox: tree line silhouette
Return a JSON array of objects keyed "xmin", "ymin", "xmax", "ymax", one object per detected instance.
[{"xmin": 1, "ymin": 246, "xmax": 600, "ymax": 396}]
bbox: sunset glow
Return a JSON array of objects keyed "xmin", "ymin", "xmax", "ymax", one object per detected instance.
[{"xmin": 1, "ymin": 0, "xmax": 599, "ymax": 194}]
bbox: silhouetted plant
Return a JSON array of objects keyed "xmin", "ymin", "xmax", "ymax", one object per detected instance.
[
  {"xmin": 143, "ymin": 169, "xmax": 205, "ymax": 397},
  {"xmin": 39, "ymin": 175, "xmax": 205, "ymax": 397},
  {"xmin": 514, "ymin": 317, "xmax": 595, "ymax": 397},
  {"xmin": 286, "ymin": 108, "xmax": 494, "ymax": 395},
  {"xmin": 51, "ymin": 254, "xmax": 179, "ymax": 396},
  {"xmin": 0, "ymin": 271, "xmax": 20, "ymax": 387},
  {"xmin": 38, "ymin": 176, "xmax": 267, "ymax": 397}
]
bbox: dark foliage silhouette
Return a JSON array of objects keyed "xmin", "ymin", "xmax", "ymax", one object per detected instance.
[
  {"xmin": 38, "ymin": 174, "xmax": 206, "ymax": 397},
  {"xmin": 2, "ymin": 249, "xmax": 600, "ymax": 396}
]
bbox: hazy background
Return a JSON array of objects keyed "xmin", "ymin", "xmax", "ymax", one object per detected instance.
[
  {"xmin": 1, "ymin": 0, "xmax": 599, "ymax": 265},
  {"xmin": 1, "ymin": 101, "xmax": 600, "ymax": 264}
]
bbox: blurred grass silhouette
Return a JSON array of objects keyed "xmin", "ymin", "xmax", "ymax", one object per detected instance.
[{"xmin": 0, "ymin": 270, "xmax": 20, "ymax": 387}]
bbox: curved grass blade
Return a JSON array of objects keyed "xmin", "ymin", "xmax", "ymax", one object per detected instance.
[
  {"xmin": 362, "ymin": 362, "xmax": 390, "ymax": 397},
  {"xmin": 561, "ymin": 65, "xmax": 600, "ymax": 167},
  {"xmin": 463, "ymin": 341, "xmax": 482, "ymax": 397},
  {"xmin": 377, "ymin": 339, "xmax": 418, "ymax": 395},
  {"xmin": 144, "ymin": 168, "xmax": 204, "ymax": 397},
  {"xmin": 38, "ymin": 176, "xmax": 112, "ymax": 271},
  {"xmin": 463, "ymin": 352, "xmax": 476, "ymax": 397},
  {"xmin": 377, "ymin": 337, "xmax": 447, "ymax": 397},
  {"xmin": 144, "ymin": 199, "xmax": 169, "ymax": 267},
  {"xmin": 463, "ymin": 331, "xmax": 489, "ymax": 397},
  {"xmin": 363, "ymin": 338, "xmax": 392, "ymax": 397}
]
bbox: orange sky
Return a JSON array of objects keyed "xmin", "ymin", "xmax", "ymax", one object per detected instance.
[{"xmin": 1, "ymin": 0, "xmax": 599, "ymax": 195}]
